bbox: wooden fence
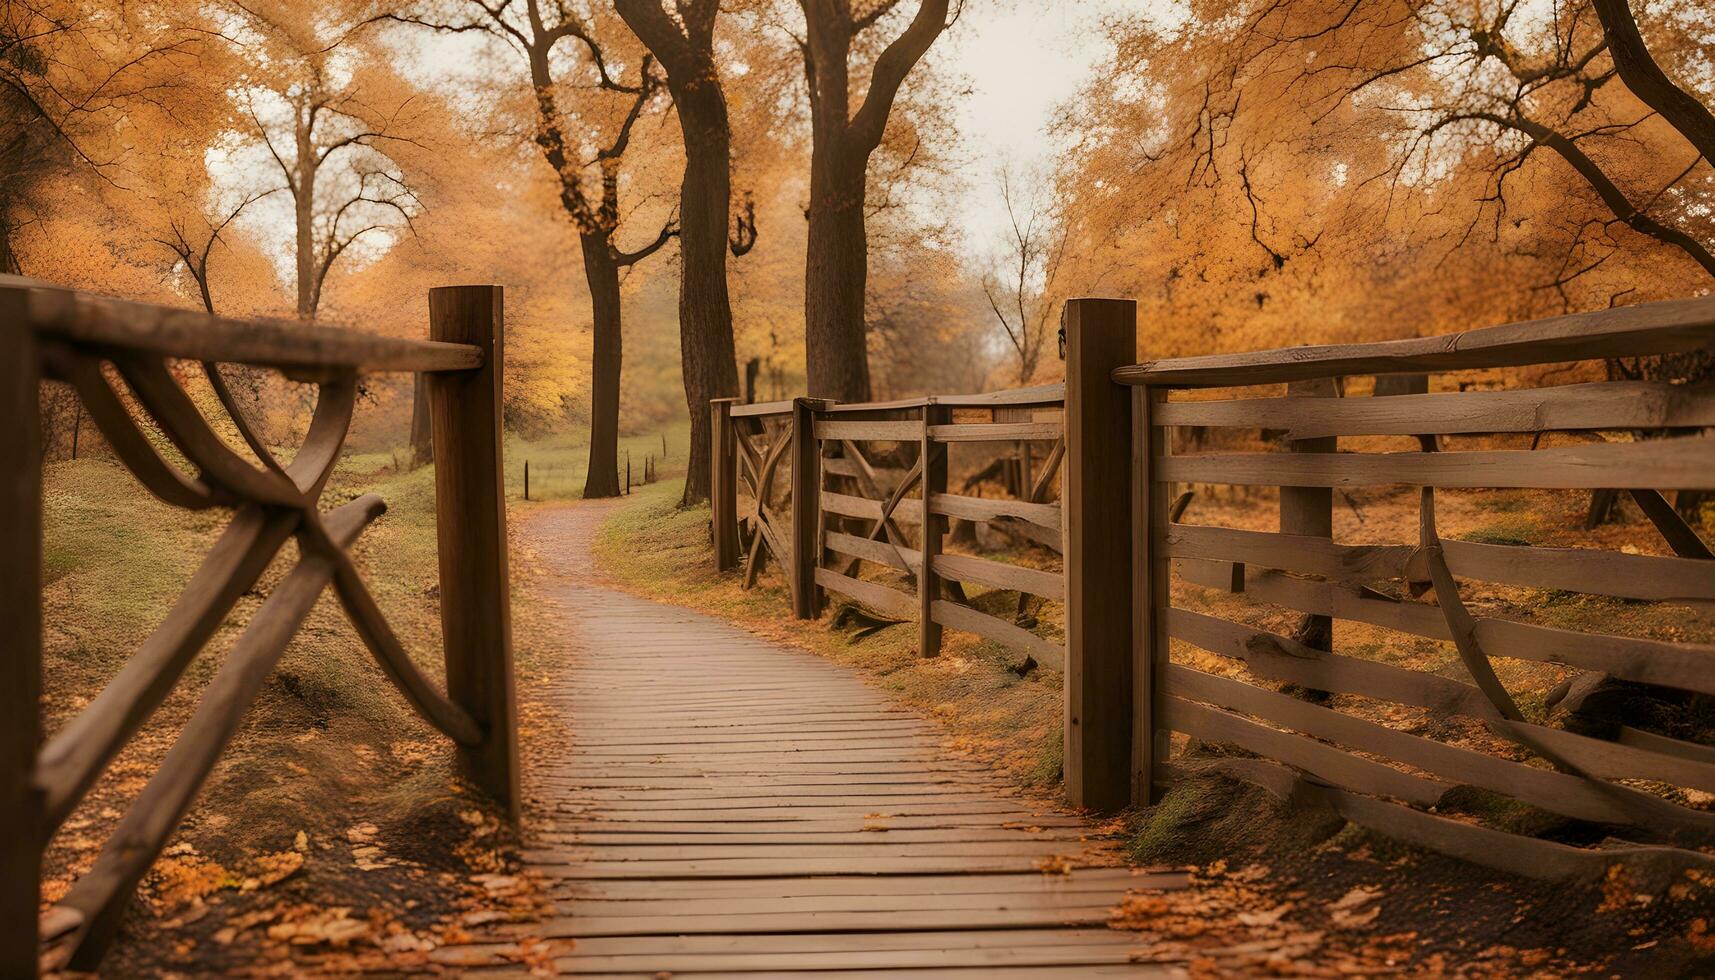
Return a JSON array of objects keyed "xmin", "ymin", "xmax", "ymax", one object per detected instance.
[
  {"xmin": 1118, "ymin": 294, "xmax": 1715, "ymax": 878},
  {"xmin": 710, "ymin": 384, "xmax": 1072, "ymax": 668},
  {"xmin": 3, "ymin": 278, "xmax": 518, "ymax": 974},
  {"xmin": 718, "ymin": 295, "xmax": 1715, "ymax": 878}
]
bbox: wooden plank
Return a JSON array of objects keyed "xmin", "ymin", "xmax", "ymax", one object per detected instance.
[
  {"xmin": 1158, "ymin": 381, "xmax": 1715, "ymax": 439},
  {"xmin": 825, "ymin": 531, "xmax": 919, "ymax": 573},
  {"xmin": 10, "ymin": 276, "xmax": 482, "ymax": 374},
  {"xmin": 549, "ymin": 907, "xmax": 1129, "ymax": 937},
  {"xmin": 730, "ymin": 399, "xmax": 794, "ymax": 418},
  {"xmin": 559, "ymin": 890, "xmax": 1132, "ymax": 915},
  {"xmin": 710, "ymin": 398, "xmax": 741, "ymax": 571},
  {"xmin": 1281, "ymin": 379, "xmax": 1336, "ymax": 661},
  {"xmin": 38, "ymin": 508, "xmax": 299, "ymax": 827},
  {"xmin": 1201, "ymin": 756, "xmax": 1715, "ymax": 884},
  {"xmin": 930, "ymin": 492, "xmax": 1061, "ymax": 532},
  {"xmin": 1160, "ymin": 435, "xmax": 1715, "ymax": 489},
  {"xmin": 1166, "ymin": 666, "xmax": 1656, "ymax": 824},
  {"xmin": 823, "ymin": 490, "xmax": 924, "ymax": 524},
  {"xmin": 1133, "ymin": 386, "xmax": 1170, "ymax": 805},
  {"xmin": 927, "ymin": 422, "xmax": 1063, "ymax": 442},
  {"xmin": 934, "ymin": 383, "xmax": 1067, "ymax": 407},
  {"xmin": 921, "ymin": 405, "xmax": 950, "ymax": 657},
  {"xmin": 552, "ymin": 876, "xmax": 1153, "ymax": 902},
  {"xmin": 60, "ymin": 499, "xmax": 384, "ymax": 967},
  {"xmin": 1163, "ymin": 696, "xmax": 1450, "ymax": 806},
  {"xmin": 822, "ymin": 454, "xmax": 907, "ymax": 485},
  {"xmin": 1167, "ymin": 608, "xmax": 1496, "ymax": 719},
  {"xmin": 1114, "ymin": 293, "xmax": 1715, "ymax": 387},
  {"xmin": 427, "ymin": 285, "xmax": 519, "ymax": 818},
  {"xmin": 555, "ymin": 940, "xmax": 1159, "ymax": 974},
  {"xmin": 814, "ymin": 420, "xmax": 924, "ymax": 441},
  {"xmin": 1061, "ymin": 297, "xmax": 1137, "ymax": 814},
  {"xmin": 816, "ymin": 568, "xmax": 917, "ymax": 619},
  {"xmin": 1190, "ymin": 566, "xmax": 1715, "ymax": 697},
  {"xmin": 1167, "ymin": 522, "xmax": 1715, "ymax": 605},
  {"xmin": 930, "ymin": 600, "xmax": 1064, "ymax": 669},
  {"xmin": 790, "ymin": 398, "xmax": 829, "ymax": 619},
  {"xmin": 0, "ymin": 304, "xmax": 40, "ymax": 979},
  {"xmin": 932, "ymin": 554, "xmax": 1064, "ymax": 601}
]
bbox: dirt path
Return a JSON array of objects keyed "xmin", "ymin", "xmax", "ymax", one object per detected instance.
[{"xmin": 502, "ymin": 501, "xmax": 1187, "ymax": 976}]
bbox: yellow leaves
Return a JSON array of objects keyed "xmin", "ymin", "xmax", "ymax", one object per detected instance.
[
  {"xmin": 266, "ymin": 907, "xmax": 371, "ymax": 947},
  {"xmin": 240, "ymin": 850, "xmax": 304, "ymax": 892},
  {"xmin": 1327, "ymin": 886, "xmax": 1382, "ymax": 929},
  {"xmin": 1034, "ymin": 853, "xmax": 1076, "ymax": 875},
  {"xmin": 147, "ymin": 851, "xmax": 237, "ymax": 912}
]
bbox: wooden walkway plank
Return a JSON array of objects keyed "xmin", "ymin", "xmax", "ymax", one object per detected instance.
[{"xmin": 515, "ymin": 504, "xmax": 1183, "ymax": 976}]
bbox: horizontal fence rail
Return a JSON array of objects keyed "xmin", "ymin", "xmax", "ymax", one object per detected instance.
[
  {"xmin": 4, "ymin": 279, "xmax": 517, "ymax": 976},
  {"xmin": 1115, "ymin": 291, "xmax": 1715, "ymax": 880},
  {"xmin": 708, "ymin": 383, "xmax": 1070, "ymax": 673}
]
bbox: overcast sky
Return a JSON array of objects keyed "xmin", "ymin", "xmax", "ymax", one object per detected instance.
[{"xmin": 940, "ymin": 1, "xmax": 1123, "ymax": 252}]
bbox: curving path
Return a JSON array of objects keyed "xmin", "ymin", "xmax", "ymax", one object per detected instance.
[{"xmin": 513, "ymin": 501, "xmax": 1185, "ymax": 977}]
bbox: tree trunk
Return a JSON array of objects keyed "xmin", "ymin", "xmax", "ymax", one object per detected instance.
[
  {"xmin": 804, "ymin": 143, "xmax": 871, "ymax": 402},
  {"xmin": 294, "ymin": 100, "xmax": 318, "ymax": 318},
  {"xmin": 673, "ymin": 84, "xmax": 741, "ymax": 505},
  {"xmin": 408, "ymin": 374, "xmax": 432, "ymax": 468},
  {"xmin": 581, "ymin": 233, "xmax": 624, "ymax": 499},
  {"xmin": 0, "ymin": 219, "xmax": 18, "ymax": 275}
]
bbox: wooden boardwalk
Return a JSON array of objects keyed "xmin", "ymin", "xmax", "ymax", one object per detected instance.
[{"xmin": 513, "ymin": 505, "xmax": 1185, "ymax": 977}]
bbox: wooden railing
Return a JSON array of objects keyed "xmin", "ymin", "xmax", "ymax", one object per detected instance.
[
  {"xmin": 716, "ymin": 295, "xmax": 1715, "ymax": 880},
  {"xmin": 1107, "ymin": 294, "xmax": 1715, "ymax": 878},
  {"xmin": 3, "ymin": 278, "xmax": 518, "ymax": 974},
  {"xmin": 709, "ymin": 383, "xmax": 1070, "ymax": 667}
]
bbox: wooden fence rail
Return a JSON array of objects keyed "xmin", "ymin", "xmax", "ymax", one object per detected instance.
[
  {"xmin": 714, "ymin": 293, "xmax": 1715, "ymax": 880},
  {"xmin": 708, "ymin": 383, "xmax": 1070, "ymax": 668},
  {"xmin": 1116, "ymin": 292, "xmax": 1715, "ymax": 879},
  {"xmin": 3, "ymin": 277, "xmax": 517, "ymax": 975}
]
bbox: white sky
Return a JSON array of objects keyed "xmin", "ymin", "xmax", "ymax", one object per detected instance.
[{"xmin": 940, "ymin": 0, "xmax": 1128, "ymax": 252}]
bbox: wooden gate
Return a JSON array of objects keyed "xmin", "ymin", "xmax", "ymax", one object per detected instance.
[{"xmin": 3, "ymin": 279, "xmax": 518, "ymax": 974}]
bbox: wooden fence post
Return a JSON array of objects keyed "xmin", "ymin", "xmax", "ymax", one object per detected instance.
[
  {"xmin": 789, "ymin": 398, "xmax": 829, "ymax": 619},
  {"xmin": 1133, "ymin": 385, "xmax": 1168, "ymax": 806},
  {"xmin": 711, "ymin": 397, "xmax": 741, "ymax": 570},
  {"xmin": 427, "ymin": 285, "xmax": 520, "ymax": 819},
  {"xmin": 919, "ymin": 402, "xmax": 951, "ymax": 657},
  {"xmin": 1282, "ymin": 379, "xmax": 1338, "ymax": 655},
  {"xmin": 1062, "ymin": 297, "xmax": 1138, "ymax": 813},
  {"xmin": 1, "ymin": 294, "xmax": 43, "ymax": 978}
]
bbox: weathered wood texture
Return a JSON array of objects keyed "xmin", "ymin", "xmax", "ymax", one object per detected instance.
[
  {"xmin": 710, "ymin": 398, "xmax": 741, "ymax": 570},
  {"xmin": 1063, "ymin": 298, "xmax": 1138, "ymax": 813},
  {"xmin": 1126, "ymin": 290, "xmax": 1715, "ymax": 863},
  {"xmin": 1, "ymin": 297, "xmax": 42, "ymax": 980},
  {"xmin": 12, "ymin": 281, "xmax": 519, "ymax": 975},
  {"xmin": 1114, "ymin": 292, "xmax": 1715, "ymax": 387},
  {"xmin": 523, "ymin": 504, "xmax": 1181, "ymax": 976},
  {"xmin": 790, "ymin": 398, "xmax": 829, "ymax": 619},
  {"xmin": 428, "ymin": 286, "xmax": 520, "ymax": 819},
  {"xmin": 920, "ymin": 405, "xmax": 951, "ymax": 657},
  {"xmin": 5, "ymin": 275, "xmax": 482, "ymax": 374}
]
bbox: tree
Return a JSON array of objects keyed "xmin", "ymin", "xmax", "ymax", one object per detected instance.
[
  {"xmin": 981, "ymin": 168, "xmax": 1064, "ymax": 386},
  {"xmin": 398, "ymin": 0, "xmax": 678, "ymax": 498},
  {"xmin": 153, "ymin": 190, "xmax": 273, "ymax": 314},
  {"xmin": 0, "ymin": 1, "xmax": 204, "ymax": 274},
  {"xmin": 794, "ymin": 0, "xmax": 956, "ymax": 402},
  {"xmin": 613, "ymin": 0, "xmax": 753, "ymax": 506},
  {"xmin": 225, "ymin": 1, "xmax": 426, "ymax": 318}
]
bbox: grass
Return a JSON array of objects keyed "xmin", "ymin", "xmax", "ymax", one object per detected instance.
[
  {"xmin": 590, "ymin": 480, "xmax": 1070, "ymax": 795},
  {"xmin": 34, "ymin": 418, "xmax": 689, "ymax": 972}
]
